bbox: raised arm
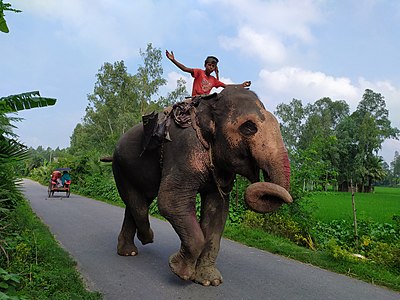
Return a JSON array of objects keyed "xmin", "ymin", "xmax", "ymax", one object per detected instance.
[
  {"xmin": 224, "ymin": 81, "xmax": 251, "ymax": 88},
  {"xmin": 166, "ymin": 50, "xmax": 194, "ymax": 75}
]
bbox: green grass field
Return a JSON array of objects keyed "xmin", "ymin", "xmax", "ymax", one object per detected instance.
[{"xmin": 306, "ymin": 187, "xmax": 400, "ymax": 224}]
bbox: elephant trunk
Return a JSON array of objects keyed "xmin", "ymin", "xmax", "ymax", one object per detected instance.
[{"xmin": 244, "ymin": 149, "xmax": 292, "ymax": 213}]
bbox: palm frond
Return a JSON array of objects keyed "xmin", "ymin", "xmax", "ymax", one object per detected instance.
[{"xmin": 0, "ymin": 137, "xmax": 28, "ymax": 162}]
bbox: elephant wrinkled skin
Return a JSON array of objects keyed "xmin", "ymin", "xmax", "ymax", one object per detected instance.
[{"xmin": 109, "ymin": 86, "xmax": 292, "ymax": 286}]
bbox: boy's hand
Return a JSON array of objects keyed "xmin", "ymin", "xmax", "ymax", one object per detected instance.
[
  {"xmin": 166, "ymin": 50, "xmax": 175, "ymax": 61},
  {"xmin": 242, "ymin": 81, "xmax": 251, "ymax": 87}
]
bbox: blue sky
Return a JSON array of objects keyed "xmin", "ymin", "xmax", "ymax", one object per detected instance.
[{"xmin": 1, "ymin": 0, "xmax": 399, "ymax": 163}]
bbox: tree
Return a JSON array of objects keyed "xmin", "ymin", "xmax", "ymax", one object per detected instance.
[
  {"xmin": 70, "ymin": 44, "xmax": 188, "ymax": 155},
  {"xmin": 135, "ymin": 44, "xmax": 167, "ymax": 114},
  {"xmin": 276, "ymin": 89, "xmax": 397, "ymax": 192},
  {"xmin": 275, "ymin": 99, "xmax": 305, "ymax": 154},
  {"xmin": 76, "ymin": 60, "xmax": 140, "ymax": 153},
  {"xmin": 391, "ymin": 151, "xmax": 400, "ymax": 186},
  {"xmin": 357, "ymin": 89, "xmax": 399, "ymax": 145},
  {"xmin": 352, "ymin": 90, "xmax": 398, "ymax": 191},
  {"xmin": 335, "ymin": 90, "xmax": 398, "ymax": 191},
  {"xmin": 276, "ymin": 97, "xmax": 349, "ymax": 191},
  {"xmin": 157, "ymin": 78, "xmax": 189, "ymax": 107}
]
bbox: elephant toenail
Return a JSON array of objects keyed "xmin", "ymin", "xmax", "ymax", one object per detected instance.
[{"xmin": 203, "ymin": 280, "xmax": 211, "ymax": 286}]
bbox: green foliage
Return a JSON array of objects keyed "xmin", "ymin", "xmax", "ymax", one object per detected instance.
[
  {"xmin": 226, "ymin": 176, "xmax": 249, "ymax": 224},
  {"xmin": 0, "ymin": 268, "xmax": 22, "ymax": 299},
  {"xmin": 367, "ymin": 241, "xmax": 400, "ymax": 271},
  {"xmin": 312, "ymin": 218, "xmax": 399, "ymax": 272},
  {"xmin": 388, "ymin": 151, "xmax": 400, "ymax": 186},
  {"xmin": 74, "ymin": 173, "xmax": 121, "ymax": 203},
  {"xmin": 275, "ymin": 90, "xmax": 399, "ymax": 192},
  {"xmin": 0, "ymin": 92, "xmax": 56, "ymax": 113},
  {"xmin": 0, "ymin": 1, "xmax": 21, "ymax": 33},
  {"xmin": 1, "ymin": 200, "xmax": 101, "ymax": 299},
  {"xmin": 70, "ymin": 43, "xmax": 188, "ymax": 156},
  {"xmin": 325, "ymin": 239, "xmax": 357, "ymax": 261},
  {"xmin": 243, "ymin": 210, "xmax": 315, "ymax": 249}
]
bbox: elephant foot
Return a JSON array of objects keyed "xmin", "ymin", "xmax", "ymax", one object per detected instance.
[
  {"xmin": 117, "ymin": 244, "xmax": 138, "ymax": 256},
  {"xmin": 137, "ymin": 228, "xmax": 154, "ymax": 245},
  {"xmin": 169, "ymin": 252, "xmax": 196, "ymax": 281},
  {"xmin": 117, "ymin": 236, "xmax": 138, "ymax": 256},
  {"xmin": 194, "ymin": 265, "xmax": 223, "ymax": 286}
]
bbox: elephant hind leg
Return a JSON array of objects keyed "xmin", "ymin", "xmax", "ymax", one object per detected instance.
[
  {"xmin": 118, "ymin": 207, "xmax": 139, "ymax": 256},
  {"xmin": 114, "ymin": 166, "xmax": 154, "ymax": 255}
]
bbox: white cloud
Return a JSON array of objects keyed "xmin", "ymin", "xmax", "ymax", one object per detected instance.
[
  {"xmin": 17, "ymin": 0, "xmax": 188, "ymax": 60},
  {"xmin": 166, "ymin": 71, "xmax": 192, "ymax": 93},
  {"xmin": 213, "ymin": 0, "xmax": 322, "ymax": 65},
  {"xmin": 380, "ymin": 139, "xmax": 400, "ymax": 164},
  {"xmin": 258, "ymin": 67, "xmax": 359, "ymax": 106},
  {"xmin": 219, "ymin": 26, "xmax": 287, "ymax": 64}
]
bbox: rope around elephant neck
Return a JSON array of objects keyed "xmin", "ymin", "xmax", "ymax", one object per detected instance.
[{"xmin": 208, "ymin": 145, "xmax": 228, "ymax": 199}]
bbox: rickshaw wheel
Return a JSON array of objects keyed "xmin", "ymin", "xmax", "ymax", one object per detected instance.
[{"xmin": 66, "ymin": 189, "xmax": 70, "ymax": 198}]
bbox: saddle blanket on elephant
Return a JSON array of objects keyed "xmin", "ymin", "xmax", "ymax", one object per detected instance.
[{"xmin": 141, "ymin": 94, "xmax": 214, "ymax": 154}]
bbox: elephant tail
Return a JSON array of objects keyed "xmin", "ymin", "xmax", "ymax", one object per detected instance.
[{"xmin": 100, "ymin": 156, "xmax": 113, "ymax": 162}]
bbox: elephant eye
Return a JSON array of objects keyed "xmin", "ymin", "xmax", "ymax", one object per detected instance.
[{"xmin": 239, "ymin": 120, "xmax": 257, "ymax": 136}]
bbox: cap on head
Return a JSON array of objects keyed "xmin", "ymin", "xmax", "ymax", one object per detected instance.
[{"xmin": 204, "ymin": 56, "xmax": 219, "ymax": 66}]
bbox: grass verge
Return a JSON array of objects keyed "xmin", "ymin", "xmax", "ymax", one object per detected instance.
[
  {"xmin": 223, "ymin": 223, "xmax": 400, "ymax": 292},
  {"xmin": 3, "ymin": 199, "xmax": 102, "ymax": 299}
]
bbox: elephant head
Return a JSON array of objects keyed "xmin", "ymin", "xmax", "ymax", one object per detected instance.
[{"xmin": 196, "ymin": 86, "xmax": 292, "ymax": 212}]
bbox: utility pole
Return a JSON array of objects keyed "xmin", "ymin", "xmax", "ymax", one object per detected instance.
[{"xmin": 350, "ymin": 179, "xmax": 359, "ymax": 249}]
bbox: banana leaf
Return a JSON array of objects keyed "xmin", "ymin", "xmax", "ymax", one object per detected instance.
[{"xmin": 0, "ymin": 91, "xmax": 56, "ymax": 113}]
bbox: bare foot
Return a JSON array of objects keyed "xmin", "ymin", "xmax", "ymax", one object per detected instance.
[
  {"xmin": 117, "ymin": 235, "xmax": 138, "ymax": 256},
  {"xmin": 194, "ymin": 265, "xmax": 223, "ymax": 286},
  {"xmin": 137, "ymin": 228, "xmax": 154, "ymax": 245},
  {"xmin": 169, "ymin": 252, "xmax": 196, "ymax": 281},
  {"xmin": 117, "ymin": 243, "xmax": 138, "ymax": 256}
]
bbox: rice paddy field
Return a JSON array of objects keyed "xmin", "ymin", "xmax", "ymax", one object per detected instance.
[{"xmin": 306, "ymin": 187, "xmax": 400, "ymax": 224}]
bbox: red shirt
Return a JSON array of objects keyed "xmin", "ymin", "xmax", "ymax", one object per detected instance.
[{"xmin": 191, "ymin": 69, "xmax": 225, "ymax": 96}]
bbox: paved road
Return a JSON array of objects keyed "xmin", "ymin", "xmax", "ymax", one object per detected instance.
[{"xmin": 22, "ymin": 179, "xmax": 399, "ymax": 300}]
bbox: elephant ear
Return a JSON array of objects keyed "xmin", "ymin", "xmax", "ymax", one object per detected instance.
[{"xmin": 196, "ymin": 93, "xmax": 219, "ymax": 143}]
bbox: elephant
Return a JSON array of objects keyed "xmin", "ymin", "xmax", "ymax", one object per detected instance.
[{"xmin": 107, "ymin": 86, "xmax": 292, "ymax": 286}]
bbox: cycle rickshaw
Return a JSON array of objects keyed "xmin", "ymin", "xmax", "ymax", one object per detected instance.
[{"xmin": 48, "ymin": 168, "xmax": 71, "ymax": 198}]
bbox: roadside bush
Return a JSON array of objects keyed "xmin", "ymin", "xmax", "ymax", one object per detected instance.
[
  {"xmin": 312, "ymin": 220, "xmax": 355, "ymax": 248},
  {"xmin": 325, "ymin": 239, "xmax": 357, "ymax": 262},
  {"xmin": 226, "ymin": 176, "xmax": 250, "ymax": 224},
  {"xmin": 367, "ymin": 242, "xmax": 400, "ymax": 271},
  {"xmin": 243, "ymin": 210, "xmax": 315, "ymax": 249},
  {"xmin": 0, "ymin": 268, "xmax": 22, "ymax": 299},
  {"xmin": 74, "ymin": 173, "xmax": 121, "ymax": 203},
  {"xmin": 312, "ymin": 217, "xmax": 400, "ymax": 272}
]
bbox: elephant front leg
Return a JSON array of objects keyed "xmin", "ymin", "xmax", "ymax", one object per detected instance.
[
  {"xmin": 158, "ymin": 189, "xmax": 205, "ymax": 281},
  {"xmin": 194, "ymin": 191, "xmax": 229, "ymax": 286},
  {"xmin": 168, "ymin": 216, "xmax": 205, "ymax": 281}
]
